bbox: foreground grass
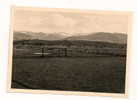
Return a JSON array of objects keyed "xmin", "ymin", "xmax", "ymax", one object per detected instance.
[{"xmin": 11, "ymin": 56, "xmax": 126, "ymax": 93}]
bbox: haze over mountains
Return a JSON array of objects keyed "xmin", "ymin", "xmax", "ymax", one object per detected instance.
[{"xmin": 14, "ymin": 31, "xmax": 127, "ymax": 44}]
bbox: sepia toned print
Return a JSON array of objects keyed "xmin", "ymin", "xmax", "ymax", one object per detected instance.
[{"xmin": 8, "ymin": 6, "xmax": 133, "ymax": 97}]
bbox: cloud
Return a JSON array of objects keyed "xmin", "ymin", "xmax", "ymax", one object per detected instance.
[{"xmin": 14, "ymin": 9, "xmax": 128, "ymax": 35}]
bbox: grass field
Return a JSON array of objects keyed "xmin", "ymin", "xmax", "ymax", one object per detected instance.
[{"xmin": 11, "ymin": 56, "xmax": 126, "ymax": 93}]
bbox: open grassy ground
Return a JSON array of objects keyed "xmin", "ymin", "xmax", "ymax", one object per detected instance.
[{"xmin": 11, "ymin": 56, "xmax": 126, "ymax": 93}]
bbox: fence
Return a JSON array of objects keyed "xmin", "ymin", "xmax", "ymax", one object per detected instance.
[{"xmin": 13, "ymin": 45, "xmax": 126, "ymax": 58}]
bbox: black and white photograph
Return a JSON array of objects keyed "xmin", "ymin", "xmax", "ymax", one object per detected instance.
[{"xmin": 8, "ymin": 6, "xmax": 132, "ymax": 97}]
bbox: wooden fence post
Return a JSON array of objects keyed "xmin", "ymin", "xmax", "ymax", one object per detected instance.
[
  {"xmin": 64, "ymin": 48, "xmax": 67, "ymax": 57},
  {"xmin": 42, "ymin": 47, "xmax": 44, "ymax": 57}
]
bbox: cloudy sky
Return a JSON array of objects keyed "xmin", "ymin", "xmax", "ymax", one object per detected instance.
[{"xmin": 13, "ymin": 8, "xmax": 129, "ymax": 35}]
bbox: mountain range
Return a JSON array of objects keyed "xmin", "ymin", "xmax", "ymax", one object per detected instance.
[{"xmin": 13, "ymin": 31, "xmax": 127, "ymax": 44}]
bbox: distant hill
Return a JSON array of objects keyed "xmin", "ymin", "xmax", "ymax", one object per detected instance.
[
  {"xmin": 14, "ymin": 31, "xmax": 127, "ymax": 44},
  {"xmin": 65, "ymin": 32, "xmax": 127, "ymax": 44},
  {"xmin": 14, "ymin": 31, "xmax": 69, "ymax": 41},
  {"xmin": 14, "ymin": 32, "xmax": 32, "ymax": 40}
]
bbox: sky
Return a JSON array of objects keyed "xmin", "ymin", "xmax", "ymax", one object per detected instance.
[{"xmin": 13, "ymin": 8, "xmax": 129, "ymax": 36}]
